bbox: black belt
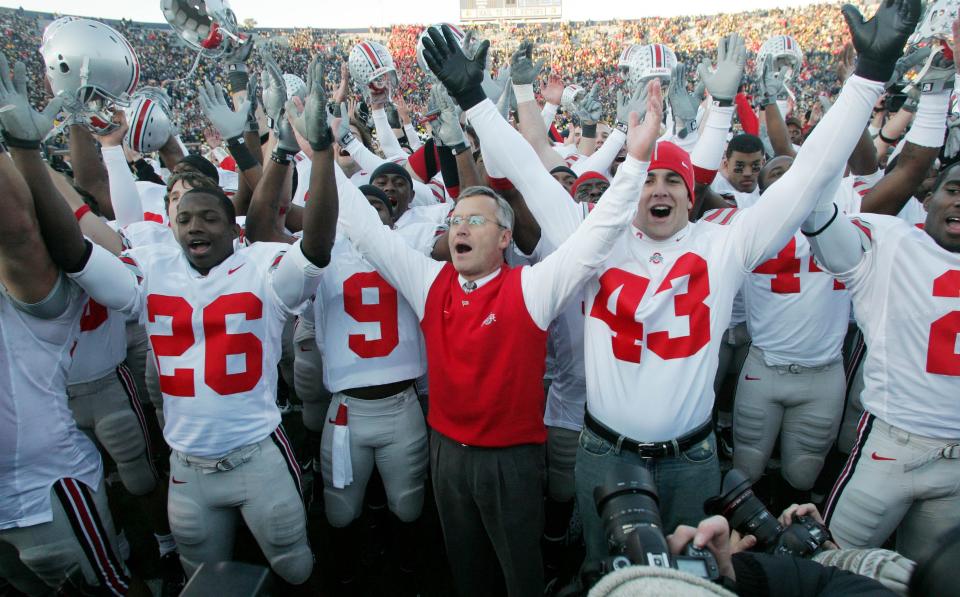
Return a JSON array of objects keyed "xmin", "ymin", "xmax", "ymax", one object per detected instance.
[{"xmin": 583, "ymin": 410, "xmax": 713, "ymax": 459}]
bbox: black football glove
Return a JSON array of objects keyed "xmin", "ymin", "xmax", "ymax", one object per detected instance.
[
  {"xmin": 421, "ymin": 24, "xmax": 489, "ymax": 110},
  {"xmin": 841, "ymin": 0, "xmax": 922, "ymax": 82}
]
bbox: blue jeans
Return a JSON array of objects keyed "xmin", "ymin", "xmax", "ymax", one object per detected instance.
[{"xmin": 574, "ymin": 425, "xmax": 721, "ymax": 563}]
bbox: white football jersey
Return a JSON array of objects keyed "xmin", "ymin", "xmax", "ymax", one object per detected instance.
[
  {"xmin": 584, "ymin": 212, "xmax": 758, "ymax": 441},
  {"xmin": 744, "ymin": 232, "xmax": 850, "ymax": 366},
  {"xmin": 314, "ymin": 237, "xmax": 426, "ymax": 393},
  {"xmin": 835, "ymin": 214, "xmax": 960, "ymax": 438},
  {"xmin": 123, "ymin": 241, "xmax": 306, "ymax": 457},
  {"xmin": 122, "ymin": 220, "xmax": 175, "ymax": 249},
  {"xmin": 67, "ymin": 296, "xmax": 128, "ymax": 384},
  {"xmin": 135, "ymin": 180, "xmax": 168, "ymax": 225},
  {"xmin": 0, "ymin": 282, "xmax": 101, "ymax": 529},
  {"xmin": 897, "ymin": 197, "xmax": 927, "ymax": 226}
]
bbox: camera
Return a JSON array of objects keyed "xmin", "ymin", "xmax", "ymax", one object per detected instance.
[
  {"xmin": 704, "ymin": 468, "xmax": 831, "ymax": 558},
  {"xmin": 556, "ymin": 465, "xmax": 720, "ymax": 595}
]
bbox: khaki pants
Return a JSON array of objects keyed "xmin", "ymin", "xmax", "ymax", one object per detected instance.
[{"xmin": 824, "ymin": 414, "xmax": 960, "ymax": 563}]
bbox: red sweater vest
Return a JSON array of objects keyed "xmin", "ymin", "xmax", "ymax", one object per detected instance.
[{"xmin": 421, "ymin": 263, "xmax": 548, "ymax": 447}]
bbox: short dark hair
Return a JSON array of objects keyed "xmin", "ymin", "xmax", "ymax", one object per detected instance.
[
  {"xmin": 725, "ymin": 134, "xmax": 765, "ymax": 158},
  {"xmin": 177, "ymin": 154, "xmax": 219, "ymax": 182},
  {"xmin": 179, "ymin": 184, "xmax": 236, "ymax": 222},
  {"xmin": 164, "ymin": 171, "xmax": 219, "ymax": 209}
]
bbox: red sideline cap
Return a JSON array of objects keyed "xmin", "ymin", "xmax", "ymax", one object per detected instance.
[{"xmin": 650, "ymin": 141, "xmax": 695, "ymax": 201}]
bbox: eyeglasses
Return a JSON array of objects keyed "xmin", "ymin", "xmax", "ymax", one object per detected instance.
[{"xmin": 446, "ymin": 214, "xmax": 504, "ymax": 228}]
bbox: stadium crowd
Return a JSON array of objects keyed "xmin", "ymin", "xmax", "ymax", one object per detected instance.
[
  {"xmin": 1, "ymin": 3, "xmax": 860, "ymax": 145},
  {"xmin": 0, "ymin": 0, "xmax": 958, "ymax": 596}
]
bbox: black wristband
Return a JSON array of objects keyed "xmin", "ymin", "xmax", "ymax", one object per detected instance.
[
  {"xmin": 452, "ymin": 86, "xmax": 486, "ymax": 111},
  {"xmin": 581, "ymin": 123, "xmax": 597, "ymax": 138},
  {"xmin": 270, "ymin": 151, "xmax": 292, "ymax": 165},
  {"xmin": 228, "ymin": 138, "xmax": 258, "ymax": 171},
  {"xmin": 801, "ymin": 204, "xmax": 839, "ymax": 238},
  {"xmin": 3, "ymin": 132, "xmax": 40, "ymax": 150},
  {"xmin": 226, "ymin": 67, "xmax": 249, "ymax": 95},
  {"xmin": 878, "ymin": 129, "xmax": 901, "ymax": 145},
  {"xmin": 64, "ymin": 239, "xmax": 94, "ymax": 275},
  {"xmin": 309, "ymin": 127, "xmax": 334, "ymax": 152}
]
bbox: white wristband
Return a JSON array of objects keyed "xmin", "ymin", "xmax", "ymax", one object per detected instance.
[
  {"xmin": 513, "ymin": 84, "xmax": 535, "ymax": 105},
  {"xmin": 904, "ymin": 90, "xmax": 951, "ymax": 148}
]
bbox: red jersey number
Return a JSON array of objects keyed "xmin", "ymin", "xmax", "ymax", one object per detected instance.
[
  {"xmin": 343, "ymin": 272, "xmax": 400, "ymax": 358},
  {"xmin": 79, "ymin": 299, "xmax": 108, "ymax": 332},
  {"xmin": 753, "ymin": 238, "xmax": 844, "ymax": 293},
  {"xmin": 147, "ymin": 292, "xmax": 264, "ymax": 397},
  {"xmin": 926, "ymin": 270, "xmax": 960, "ymax": 376},
  {"xmin": 590, "ymin": 254, "xmax": 711, "ymax": 363}
]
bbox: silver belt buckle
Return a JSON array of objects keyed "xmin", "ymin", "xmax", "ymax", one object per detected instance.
[
  {"xmin": 788, "ymin": 364, "xmax": 801, "ymax": 374},
  {"xmin": 942, "ymin": 443, "xmax": 960, "ymax": 460},
  {"xmin": 216, "ymin": 456, "xmax": 237, "ymax": 471}
]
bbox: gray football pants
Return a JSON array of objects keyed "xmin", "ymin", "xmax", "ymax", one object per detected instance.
[
  {"xmin": 733, "ymin": 345, "xmax": 845, "ymax": 490},
  {"xmin": 824, "ymin": 414, "xmax": 960, "ymax": 563},
  {"xmin": 167, "ymin": 428, "xmax": 312, "ymax": 585},
  {"xmin": 67, "ymin": 365, "xmax": 158, "ymax": 496},
  {"xmin": 320, "ymin": 387, "xmax": 428, "ymax": 527}
]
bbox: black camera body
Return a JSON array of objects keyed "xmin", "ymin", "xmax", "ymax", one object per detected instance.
[
  {"xmin": 705, "ymin": 468, "xmax": 830, "ymax": 559},
  {"xmin": 559, "ymin": 464, "xmax": 721, "ymax": 594}
]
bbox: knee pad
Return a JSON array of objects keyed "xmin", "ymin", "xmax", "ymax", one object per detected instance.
[
  {"xmin": 270, "ymin": 545, "xmax": 314, "ymax": 586},
  {"xmin": 324, "ymin": 488, "xmax": 363, "ymax": 528},
  {"xmin": 782, "ymin": 456, "xmax": 825, "ymax": 491},
  {"xmin": 261, "ymin": 499, "xmax": 307, "ymax": 549},
  {"xmin": 95, "ymin": 412, "xmax": 156, "ymax": 495},
  {"xmin": 388, "ymin": 484, "xmax": 425, "ymax": 523}
]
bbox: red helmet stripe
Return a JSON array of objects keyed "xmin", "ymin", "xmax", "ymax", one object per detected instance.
[
  {"xmin": 359, "ymin": 42, "xmax": 382, "ymax": 70},
  {"xmin": 654, "ymin": 44, "xmax": 663, "ymax": 68},
  {"xmin": 132, "ymin": 99, "xmax": 153, "ymax": 151}
]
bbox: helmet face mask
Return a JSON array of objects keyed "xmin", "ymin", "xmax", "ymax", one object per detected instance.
[
  {"xmin": 349, "ymin": 41, "xmax": 399, "ymax": 103},
  {"xmin": 160, "ymin": 0, "xmax": 239, "ymax": 58},
  {"xmin": 756, "ymin": 35, "xmax": 804, "ymax": 80}
]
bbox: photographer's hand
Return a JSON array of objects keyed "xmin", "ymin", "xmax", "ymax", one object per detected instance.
[
  {"xmin": 778, "ymin": 503, "xmax": 839, "ymax": 549},
  {"xmin": 667, "ymin": 515, "xmax": 748, "ymax": 581}
]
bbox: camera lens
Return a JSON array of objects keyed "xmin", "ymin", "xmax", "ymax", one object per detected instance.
[
  {"xmin": 594, "ymin": 465, "xmax": 668, "ymax": 561},
  {"xmin": 704, "ymin": 468, "xmax": 784, "ymax": 550}
]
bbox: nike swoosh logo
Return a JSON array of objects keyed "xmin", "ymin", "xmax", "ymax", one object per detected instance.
[
  {"xmin": 171, "ymin": 477, "xmax": 187, "ymax": 484},
  {"xmin": 744, "ymin": 375, "xmax": 761, "ymax": 381},
  {"xmin": 228, "ymin": 264, "xmax": 244, "ymax": 275},
  {"xmin": 871, "ymin": 452, "xmax": 896, "ymax": 461}
]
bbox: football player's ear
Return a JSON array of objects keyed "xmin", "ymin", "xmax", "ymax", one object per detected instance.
[{"xmin": 232, "ymin": 222, "xmax": 242, "ymax": 239}]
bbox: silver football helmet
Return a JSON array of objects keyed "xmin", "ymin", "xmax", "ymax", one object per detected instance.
[
  {"xmin": 349, "ymin": 41, "xmax": 398, "ymax": 102},
  {"xmin": 625, "ymin": 43, "xmax": 677, "ymax": 92},
  {"xmin": 123, "ymin": 87, "xmax": 174, "ymax": 153},
  {"xmin": 40, "ymin": 17, "xmax": 140, "ymax": 133},
  {"xmin": 160, "ymin": 0, "xmax": 241, "ymax": 58},
  {"xmin": 756, "ymin": 35, "xmax": 804, "ymax": 80}
]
